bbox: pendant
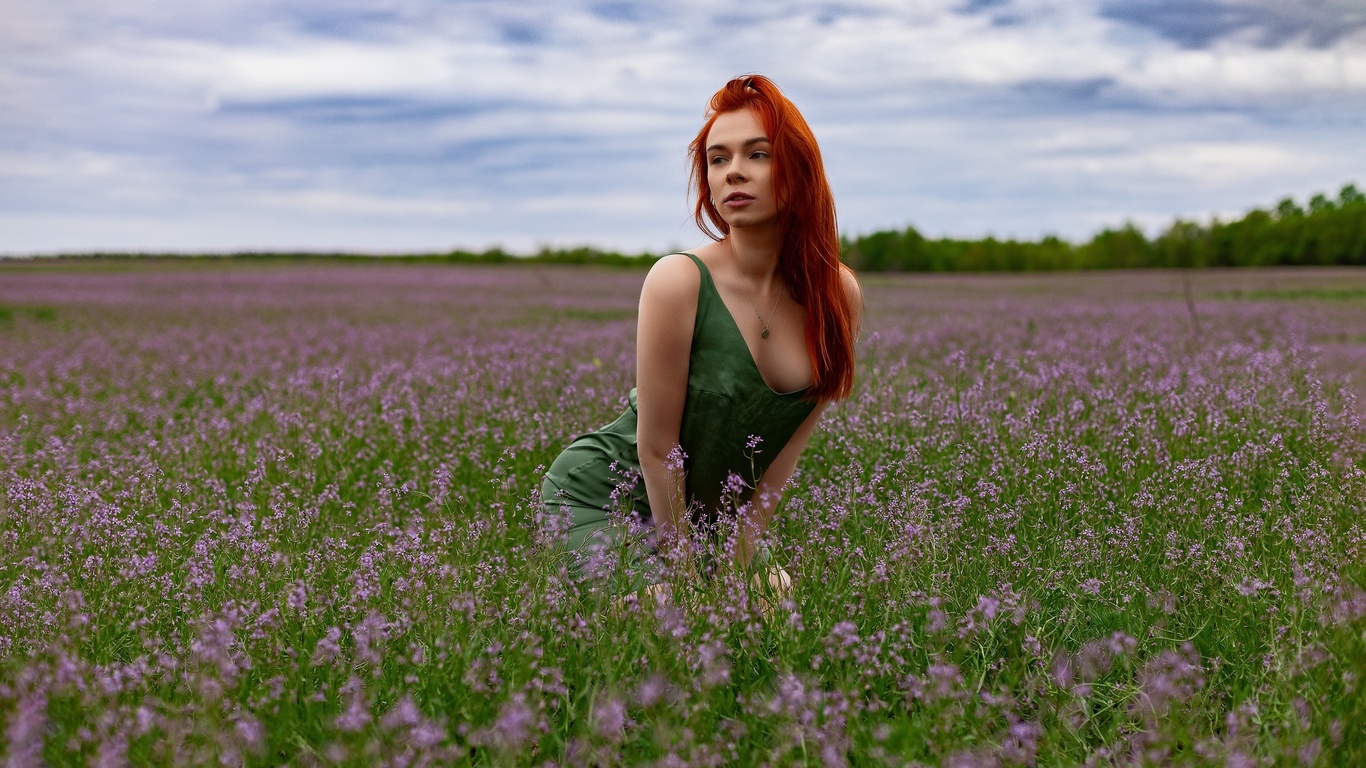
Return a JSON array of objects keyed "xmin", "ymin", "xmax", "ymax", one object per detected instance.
[{"xmin": 761, "ymin": 328, "xmax": 770, "ymax": 339}]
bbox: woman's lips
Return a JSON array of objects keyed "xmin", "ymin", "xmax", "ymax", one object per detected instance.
[{"xmin": 724, "ymin": 194, "xmax": 755, "ymax": 208}]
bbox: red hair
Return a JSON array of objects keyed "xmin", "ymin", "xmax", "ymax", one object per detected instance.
[{"xmin": 689, "ymin": 74, "xmax": 858, "ymax": 402}]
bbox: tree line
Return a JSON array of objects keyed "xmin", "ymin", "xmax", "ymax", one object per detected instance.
[
  {"xmin": 23, "ymin": 183, "xmax": 1363, "ymax": 271},
  {"xmin": 842, "ymin": 183, "xmax": 1366, "ymax": 272}
]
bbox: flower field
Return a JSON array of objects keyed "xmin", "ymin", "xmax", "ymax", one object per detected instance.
[{"xmin": 1, "ymin": 260, "xmax": 1364, "ymax": 766}]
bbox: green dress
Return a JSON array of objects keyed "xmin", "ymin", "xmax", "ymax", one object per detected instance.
[{"xmin": 541, "ymin": 253, "xmax": 816, "ymax": 585}]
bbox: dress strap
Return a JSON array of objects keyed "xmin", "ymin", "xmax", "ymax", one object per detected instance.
[
  {"xmin": 672, "ymin": 252, "xmax": 712, "ymax": 283},
  {"xmin": 669, "ymin": 252, "xmax": 713, "ymax": 343}
]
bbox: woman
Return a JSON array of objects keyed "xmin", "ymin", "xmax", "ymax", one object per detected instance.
[{"xmin": 541, "ymin": 74, "xmax": 861, "ymax": 602}]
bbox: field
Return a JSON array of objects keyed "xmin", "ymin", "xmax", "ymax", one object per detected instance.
[{"xmin": 1, "ymin": 260, "xmax": 1365, "ymax": 766}]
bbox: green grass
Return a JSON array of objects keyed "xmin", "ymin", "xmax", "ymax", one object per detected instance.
[{"xmin": 0, "ymin": 265, "xmax": 1364, "ymax": 765}]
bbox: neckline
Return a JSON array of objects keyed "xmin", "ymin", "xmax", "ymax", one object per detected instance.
[{"xmin": 680, "ymin": 252, "xmax": 811, "ymax": 398}]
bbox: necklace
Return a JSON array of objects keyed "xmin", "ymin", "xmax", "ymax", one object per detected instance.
[{"xmin": 729, "ymin": 241, "xmax": 782, "ymax": 339}]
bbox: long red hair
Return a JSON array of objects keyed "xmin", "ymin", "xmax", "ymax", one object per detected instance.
[{"xmin": 689, "ymin": 74, "xmax": 858, "ymax": 402}]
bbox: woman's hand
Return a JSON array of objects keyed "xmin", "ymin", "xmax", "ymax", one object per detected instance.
[{"xmin": 750, "ymin": 565, "xmax": 793, "ymax": 620}]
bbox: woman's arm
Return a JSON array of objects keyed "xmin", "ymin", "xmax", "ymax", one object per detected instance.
[
  {"xmin": 734, "ymin": 266, "xmax": 865, "ymax": 571},
  {"xmin": 734, "ymin": 400, "xmax": 827, "ymax": 571},
  {"xmin": 635, "ymin": 254, "xmax": 702, "ymax": 561}
]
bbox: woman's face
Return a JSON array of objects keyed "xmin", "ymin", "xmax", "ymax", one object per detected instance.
[{"xmin": 704, "ymin": 107, "xmax": 778, "ymax": 231}]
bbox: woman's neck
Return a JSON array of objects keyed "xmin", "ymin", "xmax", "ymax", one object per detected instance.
[{"xmin": 727, "ymin": 224, "xmax": 781, "ymax": 285}]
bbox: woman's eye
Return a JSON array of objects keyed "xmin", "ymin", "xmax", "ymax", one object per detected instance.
[
  {"xmin": 710, "ymin": 155, "xmax": 727, "ymax": 165},
  {"xmin": 752, "ymin": 151, "xmax": 769, "ymax": 159}
]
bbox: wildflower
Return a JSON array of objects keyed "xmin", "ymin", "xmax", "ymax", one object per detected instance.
[
  {"xmin": 634, "ymin": 675, "xmax": 664, "ymax": 709},
  {"xmin": 591, "ymin": 695, "xmax": 629, "ymax": 742},
  {"xmin": 336, "ymin": 677, "xmax": 372, "ymax": 732},
  {"xmin": 5, "ymin": 690, "xmax": 47, "ymax": 767},
  {"xmin": 1132, "ymin": 643, "xmax": 1205, "ymax": 718},
  {"xmin": 311, "ymin": 627, "xmax": 343, "ymax": 667},
  {"xmin": 492, "ymin": 692, "xmax": 535, "ymax": 749}
]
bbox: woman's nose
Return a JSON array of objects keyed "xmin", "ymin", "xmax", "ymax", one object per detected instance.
[{"xmin": 726, "ymin": 164, "xmax": 747, "ymax": 183}]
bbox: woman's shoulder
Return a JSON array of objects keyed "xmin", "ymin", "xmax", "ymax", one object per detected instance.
[
  {"xmin": 638, "ymin": 251, "xmax": 705, "ymax": 346},
  {"xmin": 838, "ymin": 263, "xmax": 865, "ymax": 329},
  {"xmin": 641, "ymin": 251, "xmax": 705, "ymax": 302},
  {"xmin": 838, "ymin": 263, "xmax": 863, "ymax": 303}
]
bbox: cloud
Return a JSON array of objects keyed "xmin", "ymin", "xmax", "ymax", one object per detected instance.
[
  {"xmin": 1100, "ymin": 0, "xmax": 1366, "ymax": 49},
  {"xmin": 2, "ymin": 0, "xmax": 1366, "ymax": 252},
  {"xmin": 1026, "ymin": 141, "xmax": 1323, "ymax": 186}
]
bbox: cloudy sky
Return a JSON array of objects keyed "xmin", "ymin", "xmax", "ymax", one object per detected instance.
[{"xmin": 2, "ymin": 0, "xmax": 1364, "ymax": 254}]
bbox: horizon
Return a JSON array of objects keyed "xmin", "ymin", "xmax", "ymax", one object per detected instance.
[{"xmin": 6, "ymin": 177, "xmax": 1360, "ymax": 261}]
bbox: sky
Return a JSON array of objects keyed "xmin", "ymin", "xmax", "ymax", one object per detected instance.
[{"xmin": 2, "ymin": 0, "xmax": 1364, "ymax": 255}]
